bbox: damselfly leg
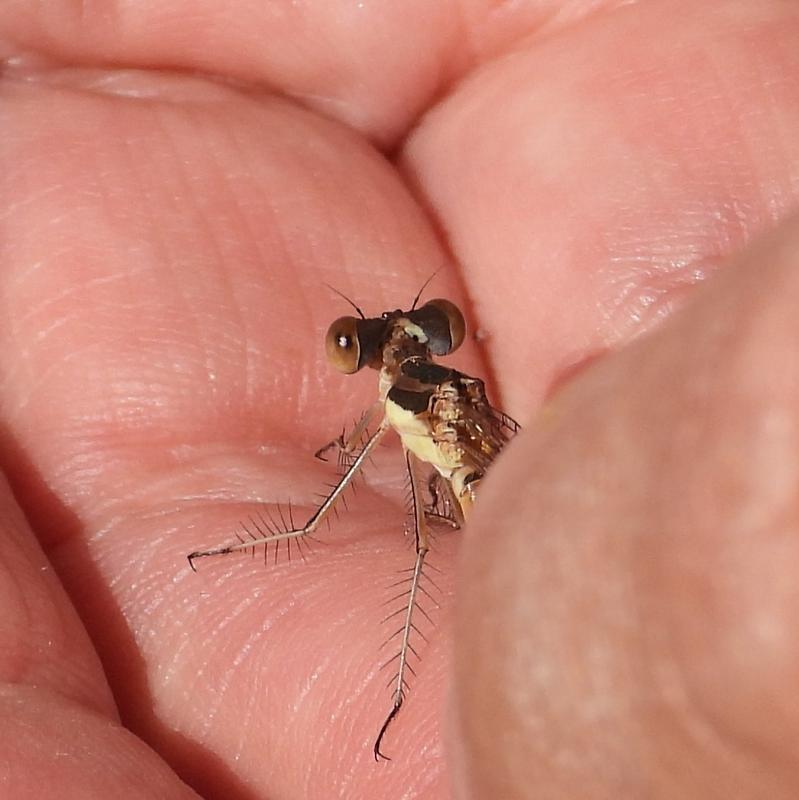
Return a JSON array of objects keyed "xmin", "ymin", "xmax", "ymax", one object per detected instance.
[
  {"xmin": 314, "ymin": 400, "xmax": 383, "ymax": 465},
  {"xmin": 187, "ymin": 420, "xmax": 389, "ymax": 570},
  {"xmin": 375, "ymin": 450, "xmax": 434, "ymax": 760}
]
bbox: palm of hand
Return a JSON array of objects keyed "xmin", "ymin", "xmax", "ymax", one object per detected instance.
[{"xmin": 2, "ymin": 3, "xmax": 799, "ymax": 799}]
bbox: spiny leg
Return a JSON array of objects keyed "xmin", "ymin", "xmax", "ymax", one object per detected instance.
[
  {"xmin": 314, "ymin": 400, "xmax": 383, "ymax": 463},
  {"xmin": 187, "ymin": 421, "xmax": 389, "ymax": 570},
  {"xmin": 374, "ymin": 449, "xmax": 432, "ymax": 761},
  {"xmin": 425, "ymin": 471, "xmax": 464, "ymax": 529}
]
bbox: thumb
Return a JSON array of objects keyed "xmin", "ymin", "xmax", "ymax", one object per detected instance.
[{"xmin": 453, "ymin": 213, "xmax": 799, "ymax": 799}]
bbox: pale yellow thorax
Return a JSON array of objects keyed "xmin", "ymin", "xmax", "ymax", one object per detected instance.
[{"xmin": 384, "ymin": 397, "xmax": 461, "ymax": 478}]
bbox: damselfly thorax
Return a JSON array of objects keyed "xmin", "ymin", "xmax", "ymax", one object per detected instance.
[{"xmin": 188, "ymin": 289, "xmax": 519, "ymax": 759}]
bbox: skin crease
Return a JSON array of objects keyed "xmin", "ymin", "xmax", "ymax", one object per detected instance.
[{"xmin": 1, "ymin": 1, "xmax": 799, "ymax": 799}]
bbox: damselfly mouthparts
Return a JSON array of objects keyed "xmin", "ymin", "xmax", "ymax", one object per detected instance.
[{"xmin": 188, "ymin": 285, "xmax": 519, "ymax": 759}]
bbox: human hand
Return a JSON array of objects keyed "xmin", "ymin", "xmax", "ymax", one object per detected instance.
[{"xmin": 2, "ymin": 2, "xmax": 799, "ymax": 799}]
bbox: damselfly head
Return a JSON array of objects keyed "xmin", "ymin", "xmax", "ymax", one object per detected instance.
[{"xmin": 325, "ymin": 298, "xmax": 466, "ymax": 374}]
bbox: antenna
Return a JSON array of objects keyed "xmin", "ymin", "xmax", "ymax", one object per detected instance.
[
  {"xmin": 409, "ymin": 268, "xmax": 442, "ymax": 311},
  {"xmin": 323, "ymin": 283, "xmax": 367, "ymax": 319}
]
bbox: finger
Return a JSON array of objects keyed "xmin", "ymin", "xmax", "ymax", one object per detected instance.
[
  {"xmin": 2, "ymin": 685, "xmax": 200, "ymax": 799},
  {"xmin": 0, "ymin": 476, "xmax": 198, "ymax": 798},
  {"xmin": 455, "ymin": 214, "xmax": 799, "ymax": 798},
  {"xmin": 404, "ymin": 0, "xmax": 799, "ymax": 412},
  {"xmin": 0, "ymin": 472, "xmax": 113, "ymax": 715},
  {"xmin": 0, "ymin": 72, "xmax": 455, "ymax": 798},
  {"xmin": 0, "ymin": 0, "xmax": 593, "ymax": 145}
]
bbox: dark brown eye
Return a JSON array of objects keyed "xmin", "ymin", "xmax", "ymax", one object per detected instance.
[
  {"xmin": 325, "ymin": 316, "xmax": 361, "ymax": 373},
  {"xmin": 419, "ymin": 298, "xmax": 466, "ymax": 355}
]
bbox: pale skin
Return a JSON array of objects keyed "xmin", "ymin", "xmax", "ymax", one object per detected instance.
[{"xmin": 2, "ymin": 2, "xmax": 799, "ymax": 799}]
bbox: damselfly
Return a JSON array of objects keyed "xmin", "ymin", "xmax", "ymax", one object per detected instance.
[{"xmin": 188, "ymin": 284, "xmax": 519, "ymax": 759}]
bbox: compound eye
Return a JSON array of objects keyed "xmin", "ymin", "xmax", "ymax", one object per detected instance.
[
  {"xmin": 423, "ymin": 298, "xmax": 466, "ymax": 354},
  {"xmin": 325, "ymin": 316, "xmax": 361, "ymax": 373}
]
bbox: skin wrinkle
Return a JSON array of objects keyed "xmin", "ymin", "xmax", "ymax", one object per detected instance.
[
  {"xmin": 114, "ymin": 118, "xmax": 178, "ymax": 275},
  {"xmin": 16, "ymin": 271, "xmax": 138, "ymax": 354},
  {"xmin": 0, "ymin": 512, "xmax": 115, "ymax": 721},
  {"xmin": 184, "ymin": 564, "xmax": 338, "ymax": 747},
  {"xmin": 0, "ymin": 558, "xmax": 40, "ymax": 687},
  {"xmin": 159, "ymin": 133, "xmax": 252, "ymax": 407},
  {"xmin": 207, "ymin": 122, "xmax": 298, "ymax": 409},
  {"xmin": 0, "ymin": 183, "xmax": 64, "ymax": 223}
]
